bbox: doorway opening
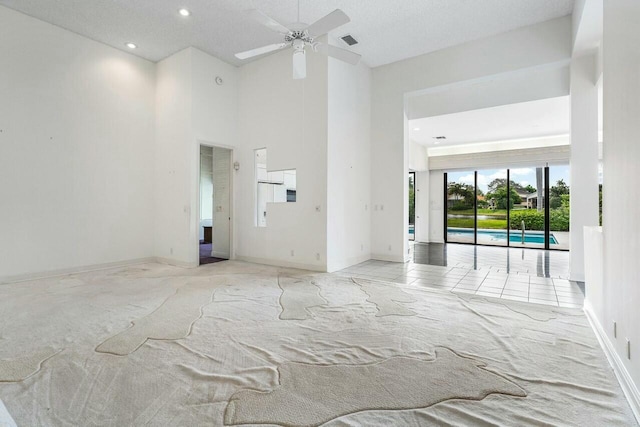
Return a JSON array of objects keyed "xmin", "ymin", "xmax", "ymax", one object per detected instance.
[{"xmin": 199, "ymin": 145, "xmax": 232, "ymax": 265}]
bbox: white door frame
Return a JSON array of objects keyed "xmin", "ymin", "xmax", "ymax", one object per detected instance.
[{"xmin": 196, "ymin": 140, "xmax": 235, "ymax": 266}]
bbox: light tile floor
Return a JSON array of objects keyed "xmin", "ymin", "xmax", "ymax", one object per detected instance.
[{"xmin": 338, "ymin": 244, "xmax": 583, "ymax": 308}]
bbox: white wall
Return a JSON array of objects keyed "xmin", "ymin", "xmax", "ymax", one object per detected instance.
[
  {"xmin": 327, "ymin": 57, "xmax": 372, "ymax": 272},
  {"xmin": 429, "ymin": 144, "xmax": 571, "ymax": 171},
  {"xmin": 600, "ymin": 0, "xmax": 640, "ymax": 413},
  {"xmin": 191, "ymin": 49, "xmax": 238, "ymax": 146},
  {"xmin": 154, "ymin": 48, "xmax": 194, "ymax": 266},
  {"xmin": 409, "ymin": 140, "xmax": 429, "ymax": 243},
  {"xmin": 409, "ymin": 140, "xmax": 428, "ymax": 171},
  {"xmin": 407, "ymin": 65, "xmax": 570, "ymax": 120},
  {"xmin": 236, "ymin": 48, "xmax": 328, "ymax": 271},
  {"xmin": 371, "ymin": 16, "xmax": 572, "ymax": 263},
  {"xmin": 154, "ymin": 47, "xmax": 238, "ymax": 267},
  {"xmin": 0, "ymin": 6, "xmax": 156, "ymax": 280},
  {"xmin": 569, "ymin": 53, "xmax": 599, "ymax": 281}
]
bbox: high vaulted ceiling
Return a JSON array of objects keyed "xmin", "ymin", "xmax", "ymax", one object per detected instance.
[{"xmin": 0, "ymin": 0, "xmax": 574, "ymax": 67}]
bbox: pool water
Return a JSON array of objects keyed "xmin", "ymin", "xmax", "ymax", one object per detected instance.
[{"xmin": 447, "ymin": 228, "xmax": 558, "ymax": 245}]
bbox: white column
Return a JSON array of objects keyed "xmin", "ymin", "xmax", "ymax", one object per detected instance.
[
  {"xmin": 569, "ymin": 53, "xmax": 599, "ymax": 282},
  {"xmin": 414, "ymin": 171, "xmax": 430, "ymax": 243},
  {"xmin": 601, "ymin": 0, "xmax": 640, "ymax": 400}
]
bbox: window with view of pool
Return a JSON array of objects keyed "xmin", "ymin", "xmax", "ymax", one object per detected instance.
[{"xmin": 446, "ymin": 228, "xmax": 558, "ymax": 244}]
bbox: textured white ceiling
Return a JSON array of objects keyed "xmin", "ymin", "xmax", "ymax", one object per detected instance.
[
  {"xmin": 0, "ymin": 0, "xmax": 574, "ymax": 67},
  {"xmin": 410, "ymin": 96, "xmax": 570, "ymax": 146}
]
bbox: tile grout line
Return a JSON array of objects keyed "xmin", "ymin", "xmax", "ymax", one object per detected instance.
[{"xmin": 497, "ymin": 274, "xmax": 509, "ymax": 298}]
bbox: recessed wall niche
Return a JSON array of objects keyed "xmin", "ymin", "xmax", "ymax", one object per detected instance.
[{"xmin": 255, "ymin": 148, "xmax": 296, "ymax": 227}]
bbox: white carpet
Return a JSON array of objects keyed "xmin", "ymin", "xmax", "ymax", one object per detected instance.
[
  {"xmin": 0, "ymin": 399, "xmax": 17, "ymax": 427},
  {"xmin": 0, "ymin": 260, "xmax": 636, "ymax": 426}
]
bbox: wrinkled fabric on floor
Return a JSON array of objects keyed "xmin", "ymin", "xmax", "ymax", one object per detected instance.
[{"xmin": 0, "ymin": 261, "xmax": 636, "ymax": 426}]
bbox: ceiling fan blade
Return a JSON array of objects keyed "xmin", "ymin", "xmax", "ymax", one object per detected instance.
[
  {"xmin": 246, "ymin": 9, "xmax": 292, "ymax": 35},
  {"xmin": 317, "ymin": 43, "xmax": 361, "ymax": 65},
  {"xmin": 235, "ymin": 43, "xmax": 288, "ymax": 60},
  {"xmin": 305, "ymin": 9, "xmax": 350, "ymax": 37},
  {"xmin": 293, "ymin": 49, "xmax": 307, "ymax": 79}
]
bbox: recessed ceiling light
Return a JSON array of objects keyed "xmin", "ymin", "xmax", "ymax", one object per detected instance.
[
  {"xmin": 413, "ymin": 127, "xmax": 420, "ymax": 131},
  {"xmin": 178, "ymin": 8, "xmax": 191, "ymax": 17},
  {"xmin": 126, "ymin": 42, "xmax": 137, "ymax": 49}
]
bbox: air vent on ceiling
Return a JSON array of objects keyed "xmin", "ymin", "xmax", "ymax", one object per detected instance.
[
  {"xmin": 341, "ymin": 34, "xmax": 358, "ymax": 46},
  {"xmin": 432, "ymin": 136, "xmax": 447, "ymax": 140}
]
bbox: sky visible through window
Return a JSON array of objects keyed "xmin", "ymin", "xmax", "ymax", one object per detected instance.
[{"xmin": 448, "ymin": 166, "xmax": 570, "ymax": 193}]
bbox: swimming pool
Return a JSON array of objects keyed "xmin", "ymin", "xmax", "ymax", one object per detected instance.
[{"xmin": 447, "ymin": 228, "xmax": 558, "ymax": 244}]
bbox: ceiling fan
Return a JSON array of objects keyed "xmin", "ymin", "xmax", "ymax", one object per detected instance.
[{"xmin": 235, "ymin": 3, "xmax": 361, "ymax": 79}]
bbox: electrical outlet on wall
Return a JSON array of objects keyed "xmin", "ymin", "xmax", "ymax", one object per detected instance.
[
  {"xmin": 290, "ymin": 250, "xmax": 295, "ymax": 257},
  {"xmin": 627, "ymin": 338, "xmax": 631, "ymax": 360}
]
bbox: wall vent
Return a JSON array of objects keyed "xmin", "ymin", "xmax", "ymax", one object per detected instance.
[
  {"xmin": 433, "ymin": 136, "xmax": 447, "ymax": 140},
  {"xmin": 341, "ymin": 34, "xmax": 358, "ymax": 46}
]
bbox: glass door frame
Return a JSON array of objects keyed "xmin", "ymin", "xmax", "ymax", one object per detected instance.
[
  {"xmin": 444, "ymin": 166, "xmax": 563, "ymax": 251},
  {"xmin": 409, "ymin": 171, "xmax": 416, "ymax": 242}
]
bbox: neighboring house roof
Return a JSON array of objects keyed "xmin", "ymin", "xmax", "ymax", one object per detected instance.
[{"xmin": 527, "ymin": 192, "xmax": 539, "ymax": 199}]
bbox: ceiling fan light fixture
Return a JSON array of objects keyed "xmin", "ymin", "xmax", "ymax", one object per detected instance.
[{"xmin": 292, "ymin": 45, "xmax": 306, "ymax": 79}]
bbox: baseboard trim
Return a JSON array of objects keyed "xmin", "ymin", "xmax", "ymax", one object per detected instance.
[
  {"xmin": 570, "ymin": 273, "xmax": 585, "ymax": 282},
  {"xmin": 154, "ymin": 257, "xmax": 198, "ymax": 269},
  {"xmin": 584, "ymin": 305, "xmax": 640, "ymax": 423},
  {"xmin": 370, "ymin": 253, "xmax": 406, "ymax": 263},
  {"xmin": 0, "ymin": 399, "xmax": 17, "ymax": 427},
  {"xmin": 327, "ymin": 254, "xmax": 372, "ymax": 273},
  {"xmin": 425, "ymin": 238, "xmax": 445, "ymax": 244},
  {"xmin": 235, "ymin": 255, "xmax": 326, "ymax": 272},
  {"xmin": 0, "ymin": 257, "xmax": 157, "ymax": 285},
  {"xmin": 211, "ymin": 251, "xmax": 230, "ymax": 259}
]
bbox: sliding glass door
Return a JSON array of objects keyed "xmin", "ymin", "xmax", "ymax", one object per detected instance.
[
  {"xmin": 408, "ymin": 172, "xmax": 415, "ymax": 241},
  {"xmin": 444, "ymin": 165, "xmax": 569, "ymax": 250},
  {"xmin": 549, "ymin": 165, "xmax": 570, "ymax": 250},
  {"xmin": 446, "ymin": 171, "xmax": 476, "ymax": 243},
  {"xmin": 509, "ymin": 167, "xmax": 546, "ymax": 249},
  {"xmin": 476, "ymin": 169, "xmax": 508, "ymax": 246}
]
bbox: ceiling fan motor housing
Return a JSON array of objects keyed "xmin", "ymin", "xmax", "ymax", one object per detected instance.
[{"xmin": 286, "ymin": 31, "xmax": 313, "ymax": 45}]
